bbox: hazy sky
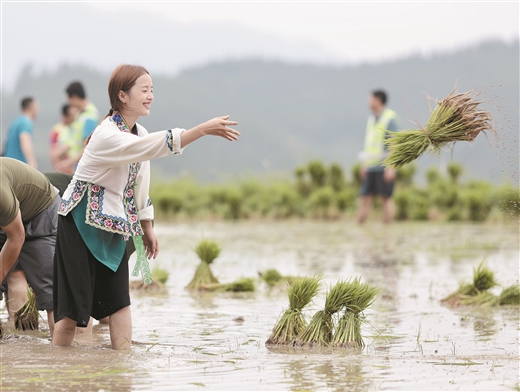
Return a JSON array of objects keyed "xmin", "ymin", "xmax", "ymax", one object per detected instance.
[
  {"xmin": 1, "ymin": 1, "xmax": 518, "ymax": 90},
  {"xmin": 91, "ymin": 1, "xmax": 519, "ymax": 62}
]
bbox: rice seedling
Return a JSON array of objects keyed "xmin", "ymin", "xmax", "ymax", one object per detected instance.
[
  {"xmin": 266, "ymin": 275, "xmax": 322, "ymax": 345},
  {"xmin": 14, "ymin": 286, "xmax": 39, "ymax": 331},
  {"xmin": 472, "ymin": 262, "xmax": 497, "ymax": 292},
  {"xmin": 332, "ymin": 280, "xmax": 381, "ymax": 349},
  {"xmin": 442, "ymin": 261, "xmax": 500, "ymax": 307},
  {"xmin": 129, "ymin": 267, "xmax": 169, "ymax": 293},
  {"xmin": 384, "ymin": 88, "xmax": 496, "ymax": 169},
  {"xmin": 152, "ymin": 267, "xmax": 169, "ymax": 285},
  {"xmin": 186, "ymin": 239, "xmax": 221, "ymax": 290},
  {"xmin": 460, "ymin": 291, "xmax": 498, "ymax": 307},
  {"xmin": 259, "ymin": 269, "xmax": 283, "ymax": 286},
  {"xmin": 295, "ymin": 279, "xmax": 359, "ymax": 347},
  {"xmin": 259, "ymin": 269, "xmax": 296, "ymax": 287},
  {"xmin": 499, "ymin": 285, "xmax": 520, "ymax": 305},
  {"xmin": 200, "ymin": 278, "xmax": 255, "ymax": 292}
]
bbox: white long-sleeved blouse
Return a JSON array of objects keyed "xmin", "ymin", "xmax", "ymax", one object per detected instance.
[{"xmin": 58, "ymin": 113, "xmax": 185, "ymax": 239}]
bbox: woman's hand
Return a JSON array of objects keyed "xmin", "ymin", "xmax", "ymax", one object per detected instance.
[
  {"xmin": 200, "ymin": 115, "xmax": 239, "ymax": 141},
  {"xmin": 181, "ymin": 115, "xmax": 239, "ymax": 148},
  {"xmin": 141, "ymin": 220, "xmax": 159, "ymax": 259}
]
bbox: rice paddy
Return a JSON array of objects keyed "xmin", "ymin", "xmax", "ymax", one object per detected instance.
[{"xmin": 1, "ymin": 220, "xmax": 518, "ymax": 391}]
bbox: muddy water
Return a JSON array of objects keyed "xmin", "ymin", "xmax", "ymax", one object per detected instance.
[{"xmin": 1, "ymin": 221, "xmax": 518, "ymax": 391}]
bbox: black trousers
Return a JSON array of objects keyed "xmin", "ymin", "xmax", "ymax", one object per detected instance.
[{"xmin": 53, "ymin": 213, "xmax": 130, "ymax": 327}]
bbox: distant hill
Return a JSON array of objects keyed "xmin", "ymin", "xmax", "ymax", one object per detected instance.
[{"xmin": 1, "ymin": 40, "xmax": 518, "ymax": 184}]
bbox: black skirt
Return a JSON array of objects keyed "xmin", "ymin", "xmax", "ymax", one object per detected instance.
[{"xmin": 53, "ymin": 212, "xmax": 130, "ymax": 327}]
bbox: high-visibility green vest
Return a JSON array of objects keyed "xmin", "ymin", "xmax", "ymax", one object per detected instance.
[{"xmin": 363, "ymin": 108, "xmax": 396, "ymax": 167}]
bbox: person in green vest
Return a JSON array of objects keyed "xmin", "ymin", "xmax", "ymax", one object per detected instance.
[{"xmin": 357, "ymin": 89, "xmax": 399, "ymax": 224}]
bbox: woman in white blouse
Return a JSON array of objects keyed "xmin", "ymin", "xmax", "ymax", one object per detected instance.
[{"xmin": 52, "ymin": 64, "xmax": 239, "ymax": 349}]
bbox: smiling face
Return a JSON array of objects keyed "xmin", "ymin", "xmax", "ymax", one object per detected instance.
[{"xmin": 118, "ymin": 73, "xmax": 154, "ymax": 119}]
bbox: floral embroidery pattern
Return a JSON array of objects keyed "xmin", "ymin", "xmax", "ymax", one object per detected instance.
[
  {"xmin": 86, "ymin": 185, "xmax": 127, "ymax": 236},
  {"xmin": 166, "ymin": 130, "xmax": 174, "ymax": 152},
  {"xmin": 58, "ymin": 180, "xmax": 88, "ymax": 215}
]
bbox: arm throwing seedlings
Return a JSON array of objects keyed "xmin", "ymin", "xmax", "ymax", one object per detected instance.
[
  {"xmin": 332, "ymin": 279, "xmax": 381, "ymax": 349},
  {"xmin": 186, "ymin": 239, "xmax": 221, "ymax": 290},
  {"xmin": 384, "ymin": 88, "xmax": 496, "ymax": 169},
  {"xmin": 266, "ymin": 275, "xmax": 322, "ymax": 345}
]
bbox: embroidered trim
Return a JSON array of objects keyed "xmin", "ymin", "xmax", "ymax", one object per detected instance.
[
  {"xmin": 58, "ymin": 180, "xmax": 88, "ymax": 215},
  {"xmin": 166, "ymin": 129, "xmax": 173, "ymax": 152}
]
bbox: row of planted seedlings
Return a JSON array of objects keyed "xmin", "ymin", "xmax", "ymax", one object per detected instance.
[{"xmin": 266, "ymin": 275, "xmax": 380, "ymax": 349}]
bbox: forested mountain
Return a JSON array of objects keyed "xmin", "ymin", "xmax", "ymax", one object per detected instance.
[{"xmin": 1, "ymin": 40, "xmax": 518, "ymax": 183}]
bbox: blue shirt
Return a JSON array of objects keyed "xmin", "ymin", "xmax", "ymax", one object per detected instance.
[{"xmin": 3, "ymin": 115, "xmax": 33, "ymax": 163}]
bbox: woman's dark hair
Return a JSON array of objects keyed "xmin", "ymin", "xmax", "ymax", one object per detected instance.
[{"xmin": 371, "ymin": 89, "xmax": 388, "ymax": 105}]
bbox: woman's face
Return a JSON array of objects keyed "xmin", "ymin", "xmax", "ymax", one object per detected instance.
[{"xmin": 120, "ymin": 73, "xmax": 154, "ymax": 118}]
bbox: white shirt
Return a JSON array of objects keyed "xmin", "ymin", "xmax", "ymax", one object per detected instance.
[{"xmin": 58, "ymin": 115, "xmax": 185, "ymax": 239}]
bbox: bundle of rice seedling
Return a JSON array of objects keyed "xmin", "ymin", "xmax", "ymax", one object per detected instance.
[
  {"xmin": 472, "ymin": 262, "xmax": 497, "ymax": 292},
  {"xmin": 200, "ymin": 278, "xmax": 256, "ymax": 292},
  {"xmin": 332, "ymin": 279, "xmax": 381, "ymax": 349},
  {"xmin": 185, "ymin": 239, "xmax": 221, "ymax": 290},
  {"xmin": 384, "ymin": 88, "xmax": 496, "ymax": 169},
  {"xmin": 14, "ymin": 286, "xmax": 39, "ymax": 331},
  {"xmin": 499, "ymin": 285, "xmax": 520, "ymax": 305},
  {"xmin": 259, "ymin": 269, "xmax": 296, "ymax": 287},
  {"xmin": 266, "ymin": 275, "xmax": 322, "ymax": 345},
  {"xmin": 459, "ymin": 291, "xmax": 498, "ymax": 307},
  {"xmin": 259, "ymin": 269, "xmax": 283, "ymax": 286},
  {"xmin": 296, "ymin": 280, "xmax": 358, "ymax": 347},
  {"xmin": 442, "ymin": 261, "xmax": 498, "ymax": 306},
  {"xmin": 152, "ymin": 267, "xmax": 169, "ymax": 285}
]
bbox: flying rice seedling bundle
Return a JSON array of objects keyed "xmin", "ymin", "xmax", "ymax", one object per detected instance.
[
  {"xmin": 384, "ymin": 88, "xmax": 496, "ymax": 169},
  {"xmin": 266, "ymin": 275, "xmax": 322, "ymax": 345},
  {"xmin": 331, "ymin": 278, "xmax": 381, "ymax": 349},
  {"xmin": 442, "ymin": 261, "xmax": 519, "ymax": 307},
  {"xmin": 15, "ymin": 286, "xmax": 39, "ymax": 331},
  {"xmin": 186, "ymin": 239, "xmax": 220, "ymax": 290}
]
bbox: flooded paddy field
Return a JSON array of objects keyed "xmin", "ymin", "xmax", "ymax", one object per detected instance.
[{"xmin": 1, "ymin": 221, "xmax": 518, "ymax": 391}]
